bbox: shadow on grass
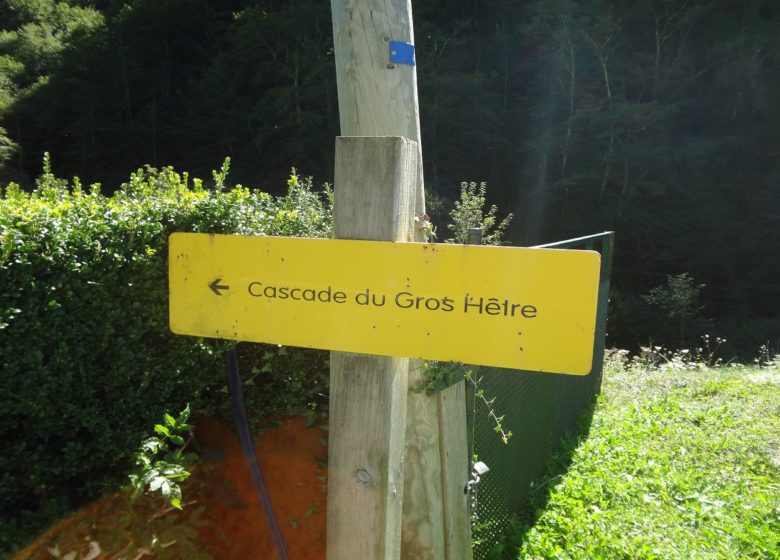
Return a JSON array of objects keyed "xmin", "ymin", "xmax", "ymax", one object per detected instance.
[{"xmin": 482, "ymin": 398, "xmax": 599, "ymax": 560}]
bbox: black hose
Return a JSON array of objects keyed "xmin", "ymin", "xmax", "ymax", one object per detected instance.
[{"xmin": 226, "ymin": 346, "xmax": 290, "ymax": 560}]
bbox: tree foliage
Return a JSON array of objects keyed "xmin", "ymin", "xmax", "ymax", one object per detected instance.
[
  {"xmin": 642, "ymin": 273, "xmax": 706, "ymax": 346},
  {"xmin": 0, "ymin": 0, "xmax": 778, "ymax": 353}
]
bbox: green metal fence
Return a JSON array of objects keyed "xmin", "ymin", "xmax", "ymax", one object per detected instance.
[{"xmin": 467, "ymin": 232, "xmax": 615, "ymax": 558}]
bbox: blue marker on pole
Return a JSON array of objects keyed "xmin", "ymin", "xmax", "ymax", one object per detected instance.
[{"xmin": 389, "ymin": 40, "xmax": 415, "ymax": 66}]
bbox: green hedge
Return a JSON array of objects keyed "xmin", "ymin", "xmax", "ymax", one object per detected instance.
[{"xmin": 0, "ymin": 158, "xmax": 332, "ymax": 555}]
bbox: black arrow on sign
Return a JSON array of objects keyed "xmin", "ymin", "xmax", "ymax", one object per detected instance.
[{"xmin": 209, "ymin": 278, "xmax": 230, "ymax": 296}]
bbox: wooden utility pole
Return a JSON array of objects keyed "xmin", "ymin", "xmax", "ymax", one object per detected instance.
[
  {"xmin": 329, "ymin": 1, "xmax": 472, "ymax": 558},
  {"xmin": 328, "ymin": 136, "xmax": 417, "ymax": 559},
  {"xmin": 330, "ymin": 0, "xmax": 424, "ymax": 214}
]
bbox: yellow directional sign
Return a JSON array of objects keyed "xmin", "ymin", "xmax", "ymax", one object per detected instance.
[{"xmin": 169, "ymin": 233, "xmax": 601, "ymax": 374}]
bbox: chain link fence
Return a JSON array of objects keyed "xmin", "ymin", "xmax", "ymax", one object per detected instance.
[{"xmin": 467, "ymin": 232, "xmax": 614, "ymax": 559}]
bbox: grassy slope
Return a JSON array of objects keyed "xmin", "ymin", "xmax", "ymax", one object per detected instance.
[{"xmin": 511, "ymin": 355, "xmax": 780, "ymax": 560}]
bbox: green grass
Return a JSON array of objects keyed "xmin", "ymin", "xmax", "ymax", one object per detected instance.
[{"xmin": 505, "ymin": 353, "xmax": 780, "ymax": 560}]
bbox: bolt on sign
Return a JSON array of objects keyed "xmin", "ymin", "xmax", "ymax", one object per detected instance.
[{"xmin": 169, "ymin": 233, "xmax": 601, "ymax": 374}]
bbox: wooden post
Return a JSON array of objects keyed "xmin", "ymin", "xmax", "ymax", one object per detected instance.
[
  {"xmin": 328, "ymin": 136, "xmax": 417, "ymax": 559},
  {"xmin": 330, "ymin": 1, "xmax": 472, "ymax": 558},
  {"xmin": 330, "ymin": 0, "xmax": 424, "ymax": 215}
]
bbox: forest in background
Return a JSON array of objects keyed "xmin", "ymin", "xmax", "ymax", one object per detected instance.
[{"xmin": 1, "ymin": 0, "xmax": 778, "ymax": 356}]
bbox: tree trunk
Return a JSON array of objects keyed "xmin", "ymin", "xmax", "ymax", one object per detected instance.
[
  {"xmin": 561, "ymin": 39, "xmax": 576, "ymax": 177},
  {"xmin": 598, "ymin": 55, "xmax": 614, "ymax": 199}
]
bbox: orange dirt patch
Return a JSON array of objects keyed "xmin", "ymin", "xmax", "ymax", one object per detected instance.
[{"xmin": 13, "ymin": 416, "xmax": 328, "ymax": 560}]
